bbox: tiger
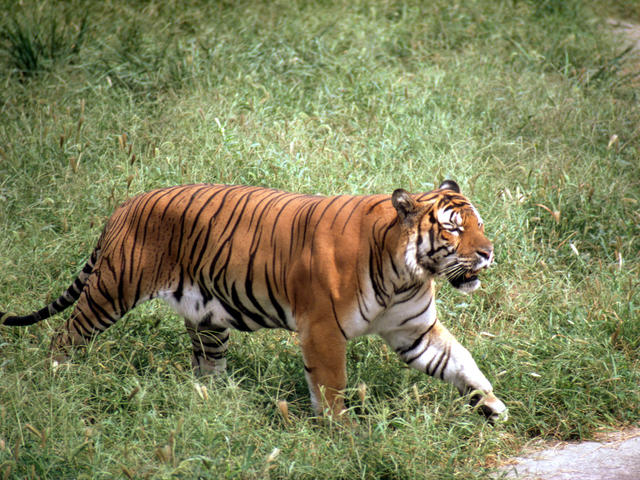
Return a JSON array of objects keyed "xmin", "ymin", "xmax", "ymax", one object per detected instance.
[{"xmin": 2, "ymin": 180, "xmax": 507, "ymax": 422}]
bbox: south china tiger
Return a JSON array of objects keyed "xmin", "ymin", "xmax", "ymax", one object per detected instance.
[{"xmin": 1, "ymin": 181, "xmax": 507, "ymax": 421}]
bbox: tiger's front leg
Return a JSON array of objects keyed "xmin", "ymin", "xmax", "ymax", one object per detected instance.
[
  {"xmin": 383, "ymin": 319, "xmax": 507, "ymax": 422},
  {"xmin": 298, "ymin": 320, "xmax": 348, "ymax": 419}
]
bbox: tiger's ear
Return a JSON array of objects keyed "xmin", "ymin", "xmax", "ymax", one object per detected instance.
[
  {"xmin": 392, "ymin": 189, "xmax": 418, "ymax": 223},
  {"xmin": 439, "ymin": 180, "xmax": 461, "ymax": 193}
]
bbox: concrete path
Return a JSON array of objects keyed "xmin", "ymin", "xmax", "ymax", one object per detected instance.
[{"xmin": 501, "ymin": 429, "xmax": 640, "ymax": 480}]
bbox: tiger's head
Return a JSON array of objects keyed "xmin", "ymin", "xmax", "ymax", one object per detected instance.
[{"xmin": 392, "ymin": 180, "xmax": 494, "ymax": 293}]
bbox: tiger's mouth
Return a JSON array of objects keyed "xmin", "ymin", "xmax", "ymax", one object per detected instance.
[{"xmin": 446, "ymin": 268, "xmax": 482, "ymax": 294}]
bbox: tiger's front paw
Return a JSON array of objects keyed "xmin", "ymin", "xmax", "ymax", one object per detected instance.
[{"xmin": 469, "ymin": 391, "xmax": 508, "ymax": 424}]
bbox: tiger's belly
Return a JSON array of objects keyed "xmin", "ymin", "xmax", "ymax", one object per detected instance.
[
  {"xmin": 157, "ymin": 283, "xmax": 432, "ymax": 340},
  {"xmin": 158, "ymin": 285, "xmax": 296, "ymax": 332}
]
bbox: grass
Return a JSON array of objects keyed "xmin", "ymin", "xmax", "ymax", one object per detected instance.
[{"xmin": 1, "ymin": 0, "xmax": 639, "ymax": 478}]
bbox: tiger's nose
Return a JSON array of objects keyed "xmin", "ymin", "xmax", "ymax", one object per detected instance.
[{"xmin": 476, "ymin": 246, "xmax": 494, "ymax": 266}]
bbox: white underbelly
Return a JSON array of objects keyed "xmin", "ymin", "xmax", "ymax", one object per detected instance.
[{"xmin": 158, "ymin": 285, "xmax": 295, "ymax": 331}]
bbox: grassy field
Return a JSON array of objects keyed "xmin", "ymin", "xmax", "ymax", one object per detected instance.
[{"xmin": 1, "ymin": 0, "xmax": 639, "ymax": 478}]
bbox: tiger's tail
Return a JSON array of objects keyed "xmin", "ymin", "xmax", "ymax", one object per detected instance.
[{"xmin": 1, "ymin": 248, "xmax": 99, "ymax": 327}]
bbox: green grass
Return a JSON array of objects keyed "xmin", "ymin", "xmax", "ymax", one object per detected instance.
[{"xmin": 1, "ymin": 0, "xmax": 639, "ymax": 478}]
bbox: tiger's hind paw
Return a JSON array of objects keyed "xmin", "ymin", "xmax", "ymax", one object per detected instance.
[
  {"xmin": 50, "ymin": 351, "xmax": 72, "ymax": 373},
  {"xmin": 192, "ymin": 355, "xmax": 227, "ymax": 377}
]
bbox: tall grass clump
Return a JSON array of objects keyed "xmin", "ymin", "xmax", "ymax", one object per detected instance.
[
  {"xmin": 0, "ymin": 6, "xmax": 88, "ymax": 78},
  {"xmin": 0, "ymin": 0, "xmax": 639, "ymax": 478}
]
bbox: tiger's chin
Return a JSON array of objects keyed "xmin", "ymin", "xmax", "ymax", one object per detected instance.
[{"xmin": 448, "ymin": 272, "xmax": 481, "ymax": 294}]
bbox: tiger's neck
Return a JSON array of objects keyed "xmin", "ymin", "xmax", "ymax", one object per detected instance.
[{"xmin": 363, "ymin": 202, "xmax": 432, "ymax": 309}]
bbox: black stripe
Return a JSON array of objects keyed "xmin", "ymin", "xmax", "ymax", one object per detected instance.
[
  {"xmin": 398, "ymin": 296, "xmax": 432, "ymax": 326},
  {"xmin": 173, "ymin": 270, "xmax": 185, "ymax": 302},
  {"xmin": 215, "ymin": 291, "xmax": 253, "ymax": 332},
  {"xmin": 339, "ymin": 196, "xmax": 369, "ymax": 234},
  {"xmin": 329, "ymin": 196, "xmax": 358, "ymax": 229},
  {"xmin": 429, "ymin": 348, "xmax": 448, "ymax": 377},
  {"xmin": 388, "ymin": 251, "xmax": 400, "ymax": 278},
  {"xmin": 230, "ymin": 283, "xmax": 271, "ymax": 329},
  {"xmin": 186, "ymin": 187, "xmax": 227, "ymax": 238},
  {"xmin": 158, "ymin": 186, "xmax": 194, "ymax": 222},
  {"xmin": 287, "ymin": 197, "xmax": 318, "ymax": 257},
  {"xmin": 243, "ymin": 262, "xmax": 271, "ymax": 320},
  {"xmin": 424, "ymin": 353, "xmax": 435, "ymax": 375},
  {"xmin": 300, "ymin": 199, "xmax": 322, "ymax": 246},
  {"xmin": 191, "ymin": 220, "xmax": 215, "ymax": 277},
  {"xmin": 439, "ymin": 344, "xmax": 451, "ymax": 380},
  {"xmin": 416, "ymin": 192, "xmax": 436, "ymax": 202},
  {"xmin": 85, "ymin": 289, "xmax": 116, "ymax": 323},
  {"xmin": 243, "ymin": 228, "xmax": 273, "ymax": 321},
  {"xmin": 54, "ymin": 296, "xmax": 75, "ymax": 310},
  {"xmin": 150, "ymin": 252, "xmax": 166, "ymax": 294},
  {"xmin": 397, "ymin": 328, "xmax": 429, "ymax": 356},
  {"xmin": 264, "ymin": 264, "xmax": 288, "ymax": 327},
  {"xmin": 246, "ymin": 189, "xmax": 286, "ymax": 229},
  {"xmin": 132, "ymin": 270, "xmax": 145, "ymax": 307},
  {"xmin": 355, "ymin": 294, "xmax": 370, "ymax": 323},
  {"xmin": 312, "ymin": 195, "xmax": 343, "ymax": 231},
  {"xmin": 330, "ymin": 298, "xmax": 348, "ymax": 340},
  {"xmin": 187, "ymin": 228, "xmax": 205, "ymax": 266},
  {"xmin": 211, "ymin": 248, "xmax": 232, "ymax": 298},
  {"xmin": 133, "ymin": 187, "xmax": 181, "ymax": 252},
  {"xmin": 368, "ymin": 247, "xmax": 387, "ymax": 307},
  {"xmin": 405, "ymin": 338, "xmax": 432, "ymax": 365},
  {"xmin": 191, "ymin": 337, "xmax": 229, "ymax": 350},
  {"xmin": 403, "ymin": 322, "xmax": 437, "ymax": 363},
  {"xmin": 354, "ymin": 275, "xmax": 371, "ymax": 322},
  {"xmin": 71, "ymin": 277, "xmax": 85, "ymax": 295},
  {"xmin": 127, "ymin": 188, "xmax": 187, "ymax": 284},
  {"xmin": 71, "ymin": 312, "xmax": 96, "ymax": 338},
  {"xmin": 206, "ymin": 190, "xmax": 260, "ymax": 283},
  {"xmin": 307, "ymin": 195, "xmax": 344, "ymax": 263},
  {"xmin": 170, "ymin": 186, "xmax": 212, "ymax": 268},
  {"xmin": 83, "ymin": 294, "xmax": 115, "ymax": 330},
  {"xmin": 95, "ymin": 275, "xmax": 119, "ymax": 315},
  {"xmin": 205, "ymin": 185, "xmax": 247, "ymax": 226},
  {"xmin": 394, "ymin": 285, "xmax": 425, "ymax": 305},
  {"xmin": 378, "ymin": 216, "xmax": 398, "ymax": 247},
  {"xmin": 197, "ymin": 276, "xmax": 214, "ymax": 305},
  {"xmin": 426, "ymin": 245, "xmax": 451, "ymax": 258},
  {"xmin": 365, "ymin": 196, "xmax": 391, "ymax": 214}
]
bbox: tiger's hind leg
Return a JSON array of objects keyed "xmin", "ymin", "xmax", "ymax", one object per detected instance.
[
  {"xmin": 184, "ymin": 318, "xmax": 229, "ymax": 376},
  {"xmin": 161, "ymin": 285, "xmax": 231, "ymax": 376},
  {"xmin": 50, "ymin": 272, "xmax": 135, "ymax": 362}
]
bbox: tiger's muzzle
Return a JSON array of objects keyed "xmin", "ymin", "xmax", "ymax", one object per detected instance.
[{"xmin": 445, "ymin": 247, "xmax": 493, "ymax": 294}]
